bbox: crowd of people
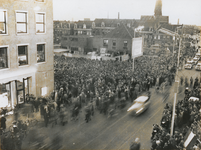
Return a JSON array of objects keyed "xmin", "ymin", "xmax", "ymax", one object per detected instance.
[
  {"xmin": 151, "ymin": 77, "xmax": 201, "ymax": 150},
  {"xmin": 53, "ymin": 54, "xmax": 176, "ymax": 123}
]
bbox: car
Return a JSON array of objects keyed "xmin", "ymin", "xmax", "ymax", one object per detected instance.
[
  {"xmin": 195, "ymin": 63, "xmax": 201, "ymax": 71},
  {"xmin": 127, "ymin": 96, "xmax": 150, "ymax": 116},
  {"xmin": 184, "ymin": 60, "xmax": 193, "ymax": 69},
  {"xmin": 188, "ymin": 97, "xmax": 199, "ymax": 102},
  {"xmin": 193, "ymin": 57, "xmax": 199, "ymax": 64}
]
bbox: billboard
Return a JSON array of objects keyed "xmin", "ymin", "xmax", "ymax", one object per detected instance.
[{"xmin": 132, "ymin": 37, "xmax": 143, "ymax": 58}]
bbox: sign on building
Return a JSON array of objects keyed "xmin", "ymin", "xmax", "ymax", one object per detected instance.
[
  {"xmin": 132, "ymin": 37, "xmax": 143, "ymax": 58},
  {"xmin": 100, "ymin": 48, "xmax": 106, "ymax": 54}
]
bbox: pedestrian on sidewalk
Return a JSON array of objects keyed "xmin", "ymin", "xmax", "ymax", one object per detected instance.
[{"xmin": 0, "ymin": 114, "xmax": 6, "ymax": 130}]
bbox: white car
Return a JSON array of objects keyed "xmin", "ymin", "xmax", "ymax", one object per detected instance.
[
  {"xmin": 127, "ymin": 96, "xmax": 150, "ymax": 116},
  {"xmin": 193, "ymin": 57, "xmax": 199, "ymax": 64},
  {"xmin": 195, "ymin": 63, "xmax": 201, "ymax": 71},
  {"xmin": 184, "ymin": 60, "xmax": 193, "ymax": 69}
]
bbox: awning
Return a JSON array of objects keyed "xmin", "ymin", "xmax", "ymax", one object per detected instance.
[{"xmin": 0, "ymin": 66, "xmax": 37, "ymax": 84}]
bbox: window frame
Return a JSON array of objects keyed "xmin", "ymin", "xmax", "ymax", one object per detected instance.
[
  {"xmin": 17, "ymin": 44, "xmax": 29, "ymax": 67},
  {"xmin": 0, "ymin": 45, "xmax": 9, "ymax": 70},
  {"xmin": 112, "ymin": 40, "xmax": 116, "ymax": 47},
  {"xmin": 15, "ymin": 10, "xmax": 28, "ymax": 35},
  {"xmin": 0, "ymin": 9, "xmax": 8, "ymax": 35},
  {"xmin": 36, "ymin": 42, "xmax": 46, "ymax": 64},
  {"xmin": 103, "ymin": 39, "xmax": 108, "ymax": 46},
  {"xmin": 35, "ymin": 12, "xmax": 46, "ymax": 34}
]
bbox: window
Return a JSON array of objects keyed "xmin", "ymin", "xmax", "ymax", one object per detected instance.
[
  {"xmin": 158, "ymin": 35, "xmax": 160, "ymax": 40},
  {"xmin": 74, "ymin": 24, "xmax": 77, "ymax": 29},
  {"xmin": 154, "ymin": 35, "xmax": 156, "ymax": 39},
  {"xmin": 83, "ymin": 24, "xmax": 86, "ymax": 29},
  {"xmin": 127, "ymin": 23, "xmax": 131, "ymax": 28},
  {"xmin": 18, "ymin": 45, "xmax": 28, "ymax": 66},
  {"xmin": 92, "ymin": 22, "xmax": 95, "ymax": 28},
  {"xmin": 112, "ymin": 40, "xmax": 116, "ymax": 46},
  {"xmin": 117, "ymin": 23, "xmax": 120, "ymax": 27},
  {"xmin": 0, "ymin": 83, "xmax": 11, "ymax": 109},
  {"xmin": 16, "ymin": 11, "xmax": 28, "ymax": 33},
  {"xmin": 0, "ymin": 10, "xmax": 7, "ymax": 34},
  {"xmin": 124, "ymin": 41, "xmax": 128, "ymax": 47},
  {"xmin": 167, "ymin": 36, "xmax": 170, "ymax": 39},
  {"xmin": 36, "ymin": 13, "xmax": 45, "ymax": 33},
  {"xmin": 37, "ymin": 44, "xmax": 45, "ymax": 63},
  {"xmin": 103, "ymin": 39, "xmax": 108, "ymax": 46},
  {"xmin": 101, "ymin": 22, "xmax": 105, "ymax": 27},
  {"xmin": 0, "ymin": 47, "xmax": 8, "ymax": 69}
]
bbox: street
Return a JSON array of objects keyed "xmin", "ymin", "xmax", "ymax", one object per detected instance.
[{"xmin": 21, "ymin": 66, "xmax": 200, "ymax": 150}]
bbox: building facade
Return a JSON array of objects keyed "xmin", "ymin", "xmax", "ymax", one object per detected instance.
[{"xmin": 0, "ymin": 0, "xmax": 54, "ymax": 109}]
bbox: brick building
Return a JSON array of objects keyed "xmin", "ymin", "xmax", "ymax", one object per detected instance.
[{"xmin": 0, "ymin": 0, "xmax": 54, "ymax": 109}]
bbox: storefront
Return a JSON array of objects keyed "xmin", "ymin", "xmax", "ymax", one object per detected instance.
[
  {"xmin": 0, "ymin": 82, "xmax": 11, "ymax": 108},
  {"xmin": 16, "ymin": 78, "xmax": 30, "ymax": 105},
  {"xmin": 0, "ymin": 77, "xmax": 31, "ymax": 109}
]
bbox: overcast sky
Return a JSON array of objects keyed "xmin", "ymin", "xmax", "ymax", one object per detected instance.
[{"xmin": 53, "ymin": 0, "xmax": 201, "ymax": 26}]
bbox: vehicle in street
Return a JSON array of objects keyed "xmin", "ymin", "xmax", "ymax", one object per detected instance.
[
  {"xmin": 127, "ymin": 96, "xmax": 150, "ymax": 116},
  {"xmin": 195, "ymin": 63, "xmax": 201, "ymax": 71},
  {"xmin": 184, "ymin": 60, "xmax": 193, "ymax": 69},
  {"xmin": 192, "ymin": 57, "xmax": 199, "ymax": 64},
  {"xmin": 188, "ymin": 97, "xmax": 199, "ymax": 102}
]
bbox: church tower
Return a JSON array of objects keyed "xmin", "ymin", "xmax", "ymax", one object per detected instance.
[{"xmin": 154, "ymin": 0, "xmax": 162, "ymax": 17}]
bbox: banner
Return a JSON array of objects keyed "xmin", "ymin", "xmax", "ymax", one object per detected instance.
[{"xmin": 132, "ymin": 37, "xmax": 143, "ymax": 58}]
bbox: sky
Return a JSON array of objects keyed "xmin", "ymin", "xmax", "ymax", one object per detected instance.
[{"xmin": 53, "ymin": 0, "xmax": 201, "ymax": 26}]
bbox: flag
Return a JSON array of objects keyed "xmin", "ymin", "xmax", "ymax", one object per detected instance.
[{"xmin": 132, "ymin": 37, "xmax": 143, "ymax": 58}]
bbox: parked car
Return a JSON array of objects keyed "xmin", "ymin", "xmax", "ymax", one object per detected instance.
[
  {"xmin": 127, "ymin": 96, "xmax": 150, "ymax": 116},
  {"xmin": 193, "ymin": 57, "xmax": 199, "ymax": 64},
  {"xmin": 195, "ymin": 63, "xmax": 201, "ymax": 71},
  {"xmin": 184, "ymin": 60, "xmax": 193, "ymax": 69}
]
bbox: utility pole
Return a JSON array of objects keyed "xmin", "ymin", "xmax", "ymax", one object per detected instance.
[
  {"xmin": 132, "ymin": 29, "xmax": 136, "ymax": 72},
  {"xmin": 170, "ymin": 37, "xmax": 182, "ymax": 136}
]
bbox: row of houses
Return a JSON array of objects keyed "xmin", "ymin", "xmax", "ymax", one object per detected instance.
[{"xmin": 54, "ymin": 0, "xmax": 186, "ymax": 55}]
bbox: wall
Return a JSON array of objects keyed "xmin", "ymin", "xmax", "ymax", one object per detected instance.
[{"xmin": 0, "ymin": 0, "xmax": 54, "ymax": 98}]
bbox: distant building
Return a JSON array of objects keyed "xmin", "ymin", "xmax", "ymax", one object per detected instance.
[
  {"xmin": 0, "ymin": 0, "xmax": 54, "ymax": 109},
  {"xmin": 55, "ymin": 0, "xmax": 183, "ymax": 55}
]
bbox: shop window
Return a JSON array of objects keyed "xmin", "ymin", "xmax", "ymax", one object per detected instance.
[
  {"xmin": 37, "ymin": 44, "xmax": 45, "ymax": 63},
  {"xmin": 0, "ymin": 83, "xmax": 11, "ymax": 108},
  {"xmin": 0, "ymin": 10, "xmax": 7, "ymax": 34},
  {"xmin": 124, "ymin": 41, "xmax": 128, "ymax": 47},
  {"xmin": 36, "ymin": 13, "xmax": 45, "ymax": 33},
  {"xmin": 18, "ymin": 45, "xmax": 28, "ymax": 66},
  {"xmin": 103, "ymin": 39, "xmax": 108, "ymax": 46},
  {"xmin": 0, "ymin": 47, "xmax": 8, "ymax": 69},
  {"xmin": 16, "ymin": 11, "xmax": 28, "ymax": 33}
]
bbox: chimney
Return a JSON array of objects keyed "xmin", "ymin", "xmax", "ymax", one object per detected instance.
[
  {"xmin": 177, "ymin": 19, "xmax": 179, "ymax": 25},
  {"xmin": 118, "ymin": 12, "xmax": 120, "ymax": 19}
]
